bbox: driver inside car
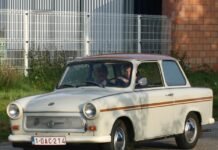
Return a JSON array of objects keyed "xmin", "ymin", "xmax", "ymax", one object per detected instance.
[
  {"xmin": 93, "ymin": 64, "xmax": 109, "ymax": 86},
  {"xmin": 116, "ymin": 64, "xmax": 132, "ymax": 87}
]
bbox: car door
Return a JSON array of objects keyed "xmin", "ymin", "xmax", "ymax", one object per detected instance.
[
  {"xmin": 135, "ymin": 61, "xmax": 175, "ymax": 140},
  {"xmin": 162, "ymin": 60, "xmax": 190, "ymax": 134}
]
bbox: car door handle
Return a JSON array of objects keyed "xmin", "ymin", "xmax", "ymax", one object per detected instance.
[{"xmin": 166, "ymin": 93, "xmax": 174, "ymax": 97}]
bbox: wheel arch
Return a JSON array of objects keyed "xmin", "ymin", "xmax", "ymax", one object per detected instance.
[
  {"xmin": 175, "ymin": 110, "xmax": 202, "ymax": 149},
  {"xmin": 114, "ymin": 116, "xmax": 135, "ymax": 141},
  {"xmin": 186, "ymin": 111, "xmax": 202, "ymax": 124}
]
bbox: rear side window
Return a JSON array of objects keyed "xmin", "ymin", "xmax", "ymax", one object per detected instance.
[{"xmin": 162, "ymin": 60, "xmax": 186, "ymax": 86}]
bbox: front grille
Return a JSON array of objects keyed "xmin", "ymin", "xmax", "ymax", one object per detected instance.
[{"xmin": 25, "ymin": 114, "xmax": 85, "ymax": 132}]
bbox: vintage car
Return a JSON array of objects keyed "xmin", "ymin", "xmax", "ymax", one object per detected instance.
[{"xmin": 7, "ymin": 54, "xmax": 214, "ymax": 150}]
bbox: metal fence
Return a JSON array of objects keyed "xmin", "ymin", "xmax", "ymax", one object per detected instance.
[{"xmin": 0, "ymin": 10, "xmax": 171, "ymax": 72}]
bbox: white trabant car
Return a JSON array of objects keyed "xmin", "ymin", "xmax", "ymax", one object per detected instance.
[{"xmin": 7, "ymin": 54, "xmax": 214, "ymax": 150}]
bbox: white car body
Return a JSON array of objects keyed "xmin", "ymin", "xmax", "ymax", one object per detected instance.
[{"xmin": 7, "ymin": 54, "xmax": 214, "ymax": 149}]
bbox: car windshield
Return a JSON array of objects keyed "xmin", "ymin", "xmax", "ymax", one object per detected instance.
[{"xmin": 58, "ymin": 60, "xmax": 133, "ymax": 89}]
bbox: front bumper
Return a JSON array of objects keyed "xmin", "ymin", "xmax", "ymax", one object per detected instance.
[
  {"xmin": 208, "ymin": 118, "xmax": 215, "ymax": 124},
  {"xmin": 9, "ymin": 134, "xmax": 111, "ymax": 143}
]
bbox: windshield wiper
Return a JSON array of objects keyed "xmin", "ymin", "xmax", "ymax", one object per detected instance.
[
  {"xmin": 58, "ymin": 81, "xmax": 105, "ymax": 89},
  {"xmin": 57, "ymin": 84, "xmax": 79, "ymax": 89},
  {"xmin": 85, "ymin": 81, "xmax": 105, "ymax": 88}
]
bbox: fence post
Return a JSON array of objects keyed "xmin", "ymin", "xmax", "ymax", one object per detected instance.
[
  {"xmin": 137, "ymin": 15, "xmax": 141, "ymax": 53},
  {"xmin": 23, "ymin": 11, "xmax": 29, "ymax": 76},
  {"xmin": 84, "ymin": 13, "xmax": 90, "ymax": 56}
]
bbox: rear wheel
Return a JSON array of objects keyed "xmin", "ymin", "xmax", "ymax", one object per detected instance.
[
  {"xmin": 175, "ymin": 113, "xmax": 201, "ymax": 149},
  {"xmin": 102, "ymin": 120, "xmax": 133, "ymax": 150}
]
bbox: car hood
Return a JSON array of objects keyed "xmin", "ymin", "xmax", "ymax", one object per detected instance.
[{"xmin": 20, "ymin": 87, "xmax": 123, "ymax": 113}]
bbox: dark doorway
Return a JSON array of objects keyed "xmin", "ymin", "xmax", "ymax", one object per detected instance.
[{"xmin": 134, "ymin": 0, "xmax": 162, "ymax": 15}]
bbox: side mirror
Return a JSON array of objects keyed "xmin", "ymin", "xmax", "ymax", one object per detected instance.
[{"xmin": 137, "ymin": 77, "xmax": 148, "ymax": 87}]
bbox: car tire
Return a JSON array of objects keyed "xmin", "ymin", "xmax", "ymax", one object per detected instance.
[
  {"xmin": 12, "ymin": 143, "xmax": 36, "ymax": 150},
  {"xmin": 175, "ymin": 113, "xmax": 201, "ymax": 149},
  {"xmin": 101, "ymin": 120, "xmax": 133, "ymax": 150}
]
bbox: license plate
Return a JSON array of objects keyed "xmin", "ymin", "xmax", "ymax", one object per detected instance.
[{"xmin": 32, "ymin": 136, "xmax": 66, "ymax": 145}]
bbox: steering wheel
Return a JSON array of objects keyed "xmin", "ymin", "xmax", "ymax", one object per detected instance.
[{"xmin": 115, "ymin": 78, "xmax": 126, "ymax": 87}]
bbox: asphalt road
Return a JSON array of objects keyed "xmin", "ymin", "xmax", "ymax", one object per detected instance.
[{"xmin": 1, "ymin": 122, "xmax": 217, "ymax": 150}]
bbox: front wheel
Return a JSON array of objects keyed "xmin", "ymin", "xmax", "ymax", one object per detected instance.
[
  {"xmin": 175, "ymin": 113, "xmax": 201, "ymax": 149},
  {"xmin": 102, "ymin": 120, "xmax": 133, "ymax": 150}
]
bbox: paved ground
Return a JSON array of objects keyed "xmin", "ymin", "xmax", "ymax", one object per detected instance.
[{"xmin": 1, "ymin": 122, "xmax": 217, "ymax": 150}]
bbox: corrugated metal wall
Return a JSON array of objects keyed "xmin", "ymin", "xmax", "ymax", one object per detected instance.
[
  {"xmin": 83, "ymin": 0, "xmax": 133, "ymax": 14},
  {"xmin": 1, "ymin": 0, "xmax": 135, "ymax": 57},
  {"xmin": 0, "ymin": 0, "xmax": 134, "ymax": 13},
  {"xmin": 85, "ymin": 0, "xmax": 134, "ymax": 55},
  {"xmin": 0, "ymin": 0, "xmax": 81, "ymax": 12}
]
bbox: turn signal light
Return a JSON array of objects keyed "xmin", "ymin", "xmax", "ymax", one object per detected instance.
[
  {"xmin": 88, "ymin": 125, "xmax": 96, "ymax": 131},
  {"xmin": 11, "ymin": 125, "xmax": 19, "ymax": 131}
]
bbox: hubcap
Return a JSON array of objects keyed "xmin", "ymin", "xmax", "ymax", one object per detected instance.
[
  {"xmin": 114, "ymin": 127, "xmax": 126, "ymax": 150},
  {"xmin": 184, "ymin": 118, "xmax": 198, "ymax": 143}
]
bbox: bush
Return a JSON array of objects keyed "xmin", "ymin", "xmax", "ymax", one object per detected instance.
[
  {"xmin": 28, "ymin": 50, "xmax": 67, "ymax": 90},
  {"xmin": 187, "ymin": 71, "xmax": 218, "ymax": 95},
  {"xmin": 0, "ymin": 67, "xmax": 23, "ymax": 90}
]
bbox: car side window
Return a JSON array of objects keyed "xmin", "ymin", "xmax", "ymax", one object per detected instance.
[
  {"xmin": 136, "ymin": 62, "xmax": 163, "ymax": 89},
  {"xmin": 162, "ymin": 60, "xmax": 186, "ymax": 86}
]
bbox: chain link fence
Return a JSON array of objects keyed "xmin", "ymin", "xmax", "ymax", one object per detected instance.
[{"xmin": 0, "ymin": 10, "xmax": 171, "ymax": 72}]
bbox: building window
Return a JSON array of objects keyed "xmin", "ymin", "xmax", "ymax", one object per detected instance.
[{"xmin": 134, "ymin": 0, "xmax": 162, "ymax": 15}]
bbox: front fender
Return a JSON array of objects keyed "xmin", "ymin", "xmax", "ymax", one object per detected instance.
[{"xmin": 90, "ymin": 93, "xmax": 142, "ymax": 140}]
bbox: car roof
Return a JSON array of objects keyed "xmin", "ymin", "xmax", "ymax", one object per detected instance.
[{"xmin": 73, "ymin": 53, "xmax": 176, "ymax": 62}]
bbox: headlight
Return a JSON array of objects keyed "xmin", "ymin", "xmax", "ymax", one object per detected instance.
[
  {"xmin": 83, "ymin": 103, "xmax": 97, "ymax": 119},
  {"xmin": 7, "ymin": 103, "xmax": 21, "ymax": 119}
]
